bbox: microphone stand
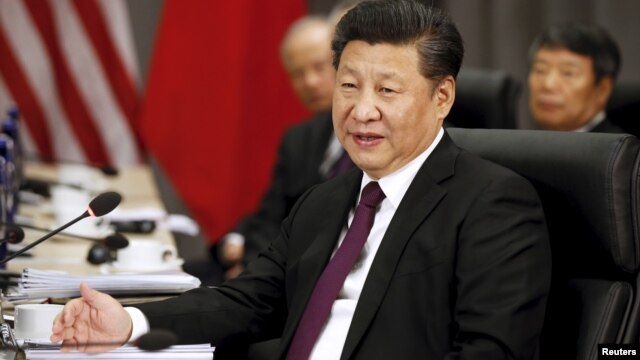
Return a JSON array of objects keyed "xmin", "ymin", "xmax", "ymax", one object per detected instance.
[
  {"xmin": 0, "ymin": 302, "xmax": 21, "ymax": 359},
  {"xmin": 0, "ymin": 212, "xmax": 89, "ymax": 265}
]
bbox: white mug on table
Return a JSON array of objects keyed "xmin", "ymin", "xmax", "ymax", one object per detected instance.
[
  {"xmin": 13, "ymin": 304, "xmax": 64, "ymax": 341},
  {"xmin": 115, "ymin": 239, "xmax": 178, "ymax": 270}
]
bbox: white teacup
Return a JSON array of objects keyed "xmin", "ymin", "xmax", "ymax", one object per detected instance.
[
  {"xmin": 57, "ymin": 164, "xmax": 106, "ymax": 192},
  {"xmin": 115, "ymin": 239, "xmax": 178, "ymax": 270},
  {"xmin": 50, "ymin": 186, "xmax": 110, "ymax": 237},
  {"xmin": 13, "ymin": 304, "xmax": 64, "ymax": 341}
]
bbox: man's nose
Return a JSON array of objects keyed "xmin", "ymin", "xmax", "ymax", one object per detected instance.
[
  {"xmin": 352, "ymin": 91, "xmax": 381, "ymax": 122},
  {"xmin": 541, "ymin": 70, "xmax": 560, "ymax": 89},
  {"xmin": 303, "ymin": 71, "xmax": 321, "ymax": 88}
]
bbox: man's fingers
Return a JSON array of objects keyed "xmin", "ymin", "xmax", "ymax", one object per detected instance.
[
  {"xmin": 51, "ymin": 313, "xmax": 64, "ymax": 333},
  {"xmin": 61, "ymin": 327, "xmax": 77, "ymax": 341},
  {"xmin": 63, "ymin": 297, "xmax": 89, "ymax": 325},
  {"xmin": 51, "ymin": 326, "xmax": 77, "ymax": 344},
  {"xmin": 79, "ymin": 282, "xmax": 114, "ymax": 310},
  {"xmin": 51, "ymin": 292, "xmax": 90, "ymax": 341},
  {"xmin": 60, "ymin": 339, "xmax": 79, "ymax": 353},
  {"xmin": 79, "ymin": 282, "xmax": 98, "ymax": 304}
]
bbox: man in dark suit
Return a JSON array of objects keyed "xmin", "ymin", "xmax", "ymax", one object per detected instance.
[
  {"xmin": 52, "ymin": 1, "xmax": 551, "ymax": 359},
  {"xmin": 528, "ymin": 22, "xmax": 626, "ymax": 133},
  {"xmin": 214, "ymin": 16, "xmax": 352, "ymax": 280}
]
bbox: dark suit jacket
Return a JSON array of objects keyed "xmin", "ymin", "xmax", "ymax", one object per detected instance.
[
  {"xmin": 138, "ymin": 132, "xmax": 551, "ymax": 359},
  {"xmin": 609, "ymin": 101, "xmax": 640, "ymax": 136},
  {"xmin": 232, "ymin": 111, "xmax": 335, "ymax": 263},
  {"xmin": 590, "ymin": 117, "xmax": 626, "ymax": 134}
]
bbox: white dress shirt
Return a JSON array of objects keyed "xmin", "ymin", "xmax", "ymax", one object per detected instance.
[
  {"xmin": 309, "ymin": 127, "xmax": 443, "ymax": 359},
  {"xmin": 573, "ymin": 110, "xmax": 606, "ymax": 132},
  {"xmin": 129, "ymin": 128, "xmax": 445, "ymax": 359}
]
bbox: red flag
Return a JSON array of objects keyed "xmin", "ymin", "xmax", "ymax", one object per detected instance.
[
  {"xmin": 138, "ymin": 1, "xmax": 308, "ymax": 244},
  {"xmin": 0, "ymin": 0, "xmax": 141, "ymax": 166}
]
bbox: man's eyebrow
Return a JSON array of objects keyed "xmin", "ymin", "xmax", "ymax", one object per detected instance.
[
  {"xmin": 338, "ymin": 65, "xmax": 402, "ymax": 80},
  {"xmin": 534, "ymin": 55, "xmax": 584, "ymax": 69},
  {"xmin": 557, "ymin": 60, "xmax": 584, "ymax": 68}
]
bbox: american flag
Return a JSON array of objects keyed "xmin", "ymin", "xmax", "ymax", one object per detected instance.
[{"xmin": 0, "ymin": 0, "xmax": 141, "ymax": 167}]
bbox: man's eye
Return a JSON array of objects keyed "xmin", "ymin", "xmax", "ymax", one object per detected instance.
[
  {"xmin": 342, "ymin": 83, "xmax": 356, "ymax": 89},
  {"xmin": 380, "ymin": 87, "xmax": 394, "ymax": 94},
  {"xmin": 532, "ymin": 67, "xmax": 546, "ymax": 75}
]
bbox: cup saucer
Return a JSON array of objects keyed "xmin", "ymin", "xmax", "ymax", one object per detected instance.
[
  {"xmin": 100, "ymin": 258, "xmax": 184, "ymax": 274},
  {"xmin": 16, "ymin": 337, "xmax": 57, "ymax": 348}
]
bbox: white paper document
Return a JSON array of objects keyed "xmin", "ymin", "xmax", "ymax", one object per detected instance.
[
  {"xmin": 23, "ymin": 343, "xmax": 215, "ymax": 359},
  {"xmin": 4, "ymin": 268, "xmax": 201, "ymax": 301}
]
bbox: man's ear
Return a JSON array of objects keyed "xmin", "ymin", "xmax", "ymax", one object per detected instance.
[
  {"xmin": 595, "ymin": 76, "xmax": 614, "ymax": 109},
  {"xmin": 435, "ymin": 75, "xmax": 456, "ymax": 120}
]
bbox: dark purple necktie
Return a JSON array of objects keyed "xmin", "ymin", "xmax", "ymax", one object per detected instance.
[{"xmin": 287, "ymin": 181, "xmax": 386, "ymax": 359}]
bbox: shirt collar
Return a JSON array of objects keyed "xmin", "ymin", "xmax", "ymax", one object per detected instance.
[
  {"xmin": 573, "ymin": 111, "xmax": 606, "ymax": 132},
  {"xmin": 359, "ymin": 127, "xmax": 444, "ymax": 209}
]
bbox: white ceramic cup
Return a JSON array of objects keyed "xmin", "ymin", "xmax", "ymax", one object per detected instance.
[
  {"xmin": 57, "ymin": 164, "xmax": 106, "ymax": 192},
  {"xmin": 50, "ymin": 186, "xmax": 109, "ymax": 237},
  {"xmin": 13, "ymin": 304, "xmax": 64, "ymax": 341},
  {"xmin": 115, "ymin": 239, "xmax": 177, "ymax": 270}
]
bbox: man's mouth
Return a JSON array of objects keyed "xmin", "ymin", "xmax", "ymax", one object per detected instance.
[
  {"xmin": 352, "ymin": 132, "xmax": 383, "ymax": 146},
  {"xmin": 357, "ymin": 135, "xmax": 380, "ymax": 141}
]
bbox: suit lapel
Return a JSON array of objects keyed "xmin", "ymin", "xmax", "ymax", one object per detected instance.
[
  {"xmin": 308, "ymin": 111, "xmax": 336, "ymax": 176},
  {"xmin": 280, "ymin": 169, "xmax": 362, "ymax": 351},
  {"xmin": 340, "ymin": 133, "xmax": 459, "ymax": 359}
]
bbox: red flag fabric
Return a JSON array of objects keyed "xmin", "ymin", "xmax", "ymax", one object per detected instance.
[
  {"xmin": 138, "ymin": 1, "xmax": 308, "ymax": 244},
  {"xmin": 0, "ymin": 0, "xmax": 141, "ymax": 167}
]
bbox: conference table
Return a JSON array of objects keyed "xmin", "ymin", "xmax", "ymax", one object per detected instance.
[
  {"xmin": 7, "ymin": 162, "xmax": 175, "ymax": 275},
  {"xmin": 0, "ymin": 162, "xmax": 214, "ymax": 359}
]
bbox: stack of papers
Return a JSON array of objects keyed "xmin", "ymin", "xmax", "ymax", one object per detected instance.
[
  {"xmin": 3, "ymin": 268, "xmax": 201, "ymax": 301},
  {"xmin": 23, "ymin": 343, "xmax": 214, "ymax": 359}
]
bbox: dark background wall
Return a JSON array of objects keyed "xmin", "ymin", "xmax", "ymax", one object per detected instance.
[{"xmin": 127, "ymin": 0, "xmax": 640, "ymax": 128}]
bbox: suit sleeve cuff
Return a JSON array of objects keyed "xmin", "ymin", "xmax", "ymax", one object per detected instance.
[
  {"xmin": 223, "ymin": 232, "xmax": 245, "ymax": 246},
  {"xmin": 125, "ymin": 307, "xmax": 150, "ymax": 341}
]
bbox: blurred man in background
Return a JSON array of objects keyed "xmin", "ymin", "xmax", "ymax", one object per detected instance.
[
  {"xmin": 214, "ymin": 15, "xmax": 353, "ymax": 280},
  {"xmin": 281, "ymin": 17, "xmax": 336, "ymax": 113},
  {"xmin": 528, "ymin": 22, "xmax": 625, "ymax": 133}
]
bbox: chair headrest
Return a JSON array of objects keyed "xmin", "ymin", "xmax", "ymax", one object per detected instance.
[
  {"xmin": 448, "ymin": 128, "xmax": 640, "ymax": 273},
  {"xmin": 608, "ymin": 81, "xmax": 640, "ymax": 110},
  {"xmin": 446, "ymin": 68, "xmax": 520, "ymax": 129}
]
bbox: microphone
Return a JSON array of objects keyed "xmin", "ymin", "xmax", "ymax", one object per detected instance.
[
  {"xmin": 23, "ymin": 154, "xmax": 120, "ymax": 177},
  {"xmin": 1, "ymin": 224, "xmax": 24, "ymax": 244},
  {"xmin": 20, "ymin": 177, "xmax": 80, "ymax": 198},
  {"xmin": 0, "ymin": 192, "xmax": 122, "ymax": 264},
  {"xmin": 20, "ymin": 176, "xmax": 115, "ymax": 198},
  {"xmin": 87, "ymin": 233, "xmax": 130, "ymax": 265},
  {"xmin": 134, "ymin": 329, "xmax": 178, "ymax": 351},
  {"xmin": 100, "ymin": 233, "xmax": 129, "ymax": 250},
  {"xmin": 4, "ymin": 222, "xmax": 129, "ymax": 264},
  {"xmin": 111, "ymin": 219, "xmax": 156, "ymax": 234},
  {"xmin": 20, "ymin": 163, "xmax": 118, "ymax": 198},
  {"xmin": 9, "ymin": 222, "xmax": 128, "ymax": 246}
]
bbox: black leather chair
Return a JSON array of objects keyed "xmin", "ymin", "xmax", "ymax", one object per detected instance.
[
  {"xmin": 446, "ymin": 68, "xmax": 521, "ymax": 129},
  {"xmin": 608, "ymin": 82, "xmax": 640, "ymax": 111},
  {"xmin": 608, "ymin": 81, "xmax": 640, "ymax": 137},
  {"xmin": 448, "ymin": 128, "xmax": 640, "ymax": 360}
]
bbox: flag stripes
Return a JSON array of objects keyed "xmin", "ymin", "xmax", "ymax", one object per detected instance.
[
  {"xmin": 0, "ymin": 0, "xmax": 140, "ymax": 167},
  {"xmin": 0, "ymin": 24, "xmax": 53, "ymax": 160}
]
